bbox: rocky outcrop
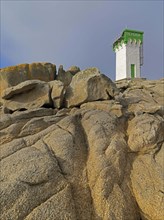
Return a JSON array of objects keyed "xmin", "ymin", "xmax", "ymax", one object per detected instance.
[
  {"xmin": 56, "ymin": 65, "xmax": 80, "ymax": 87},
  {"xmin": 1, "ymin": 67, "xmax": 119, "ymax": 112},
  {"xmin": 65, "ymin": 68, "xmax": 119, "ymax": 107},
  {"xmin": 67, "ymin": 65, "xmax": 80, "ymax": 75},
  {"xmin": 0, "ymin": 62, "xmax": 56, "ymax": 100},
  {"xmin": 0, "ymin": 64, "xmax": 164, "ymax": 220},
  {"xmin": 2, "ymin": 80, "xmax": 51, "ymax": 113},
  {"xmin": 0, "ymin": 63, "xmax": 81, "ymax": 106},
  {"xmin": 56, "ymin": 65, "xmax": 74, "ymax": 87}
]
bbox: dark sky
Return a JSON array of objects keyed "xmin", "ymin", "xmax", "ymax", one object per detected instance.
[{"xmin": 1, "ymin": 0, "xmax": 163, "ymax": 80}]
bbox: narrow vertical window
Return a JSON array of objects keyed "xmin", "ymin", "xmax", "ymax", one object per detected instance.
[{"xmin": 131, "ymin": 64, "xmax": 135, "ymax": 78}]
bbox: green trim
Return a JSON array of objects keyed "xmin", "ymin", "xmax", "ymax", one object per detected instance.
[
  {"xmin": 113, "ymin": 29, "xmax": 144, "ymax": 51},
  {"xmin": 123, "ymin": 29, "xmax": 144, "ymax": 34}
]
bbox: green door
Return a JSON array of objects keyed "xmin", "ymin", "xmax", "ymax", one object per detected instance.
[{"xmin": 131, "ymin": 64, "xmax": 135, "ymax": 78}]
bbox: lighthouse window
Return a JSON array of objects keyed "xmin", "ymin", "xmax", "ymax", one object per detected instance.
[{"xmin": 131, "ymin": 64, "xmax": 135, "ymax": 78}]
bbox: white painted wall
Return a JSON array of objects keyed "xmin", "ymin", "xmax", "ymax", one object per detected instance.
[
  {"xmin": 115, "ymin": 43, "xmax": 126, "ymax": 80},
  {"xmin": 115, "ymin": 41, "xmax": 141, "ymax": 80},
  {"xmin": 126, "ymin": 41, "xmax": 141, "ymax": 78}
]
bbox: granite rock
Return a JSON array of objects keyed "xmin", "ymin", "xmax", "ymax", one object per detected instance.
[
  {"xmin": 0, "ymin": 65, "xmax": 163, "ymax": 220},
  {"xmin": 2, "ymin": 80, "xmax": 51, "ymax": 112},
  {"xmin": 65, "ymin": 67, "xmax": 119, "ymax": 107}
]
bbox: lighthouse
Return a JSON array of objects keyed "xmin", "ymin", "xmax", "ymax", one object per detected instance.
[{"xmin": 113, "ymin": 29, "xmax": 144, "ymax": 81}]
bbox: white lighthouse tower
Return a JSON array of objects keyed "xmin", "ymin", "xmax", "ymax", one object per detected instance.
[{"xmin": 113, "ymin": 29, "xmax": 144, "ymax": 81}]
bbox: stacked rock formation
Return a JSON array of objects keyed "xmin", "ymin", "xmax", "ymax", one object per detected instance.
[{"xmin": 0, "ymin": 63, "xmax": 163, "ymax": 220}]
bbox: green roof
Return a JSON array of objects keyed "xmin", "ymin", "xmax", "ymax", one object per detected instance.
[{"xmin": 113, "ymin": 29, "xmax": 144, "ymax": 51}]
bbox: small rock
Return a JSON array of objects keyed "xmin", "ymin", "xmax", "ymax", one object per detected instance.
[
  {"xmin": 67, "ymin": 66, "xmax": 80, "ymax": 75},
  {"xmin": 57, "ymin": 65, "xmax": 73, "ymax": 86},
  {"xmin": 49, "ymin": 80, "xmax": 65, "ymax": 109}
]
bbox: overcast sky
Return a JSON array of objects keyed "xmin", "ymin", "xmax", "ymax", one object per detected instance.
[{"xmin": 1, "ymin": 0, "xmax": 163, "ymax": 80}]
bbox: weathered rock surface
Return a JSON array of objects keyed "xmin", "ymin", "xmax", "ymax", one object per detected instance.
[
  {"xmin": 56, "ymin": 65, "xmax": 73, "ymax": 86},
  {"xmin": 0, "ymin": 62, "xmax": 56, "ymax": 100},
  {"xmin": 65, "ymin": 68, "xmax": 119, "ymax": 107},
  {"xmin": 81, "ymin": 100, "xmax": 123, "ymax": 117},
  {"xmin": 131, "ymin": 151, "xmax": 164, "ymax": 220},
  {"xmin": 2, "ymin": 80, "xmax": 51, "ymax": 113},
  {"xmin": 128, "ymin": 114, "xmax": 164, "ymax": 153},
  {"xmin": 49, "ymin": 80, "xmax": 65, "ymax": 108},
  {"xmin": 0, "ymin": 66, "xmax": 164, "ymax": 220},
  {"xmin": 67, "ymin": 65, "xmax": 80, "ymax": 75}
]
